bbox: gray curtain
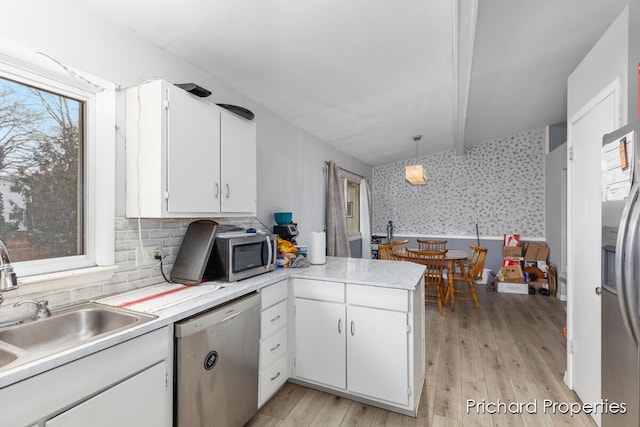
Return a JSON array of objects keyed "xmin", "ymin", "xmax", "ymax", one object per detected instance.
[{"xmin": 326, "ymin": 161, "xmax": 351, "ymax": 257}]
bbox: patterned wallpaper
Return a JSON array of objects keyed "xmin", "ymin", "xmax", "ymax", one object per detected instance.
[{"xmin": 372, "ymin": 128, "xmax": 545, "ymax": 238}]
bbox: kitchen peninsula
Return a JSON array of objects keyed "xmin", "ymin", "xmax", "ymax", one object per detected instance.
[{"xmin": 0, "ymin": 257, "xmax": 426, "ymax": 425}]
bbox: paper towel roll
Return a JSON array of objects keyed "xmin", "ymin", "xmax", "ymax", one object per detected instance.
[{"xmin": 309, "ymin": 232, "xmax": 326, "ymax": 265}]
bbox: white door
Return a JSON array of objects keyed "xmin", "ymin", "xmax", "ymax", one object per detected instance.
[
  {"xmin": 567, "ymin": 78, "xmax": 621, "ymax": 426},
  {"xmin": 347, "ymin": 305, "xmax": 409, "ymax": 405},
  {"xmin": 220, "ymin": 109, "xmax": 257, "ymax": 213},
  {"xmin": 294, "ymin": 298, "xmax": 346, "ymax": 389},
  {"xmin": 167, "ymin": 85, "xmax": 221, "ymax": 213}
]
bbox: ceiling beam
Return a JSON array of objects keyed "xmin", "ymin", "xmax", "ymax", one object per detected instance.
[{"xmin": 453, "ymin": 0, "xmax": 479, "ymax": 156}]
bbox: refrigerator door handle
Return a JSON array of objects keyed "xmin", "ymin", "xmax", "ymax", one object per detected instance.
[
  {"xmin": 624, "ymin": 198, "xmax": 640, "ymax": 345},
  {"xmin": 617, "ymin": 183, "xmax": 639, "ymax": 346}
]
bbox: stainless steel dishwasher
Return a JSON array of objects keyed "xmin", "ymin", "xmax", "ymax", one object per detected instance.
[{"xmin": 175, "ymin": 292, "xmax": 260, "ymax": 427}]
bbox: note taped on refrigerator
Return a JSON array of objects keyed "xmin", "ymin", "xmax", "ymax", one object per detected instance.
[{"xmin": 602, "ymin": 130, "xmax": 634, "ymax": 201}]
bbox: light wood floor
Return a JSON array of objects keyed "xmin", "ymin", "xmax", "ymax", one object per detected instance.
[{"xmin": 248, "ymin": 287, "xmax": 597, "ymax": 427}]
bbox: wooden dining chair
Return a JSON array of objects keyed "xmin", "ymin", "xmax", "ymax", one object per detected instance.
[
  {"xmin": 380, "ymin": 240, "xmax": 409, "ymax": 260},
  {"xmin": 379, "ymin": 242, "xmax": 394, "ymax": 260},
  {"xmin": 451, "ymin": 244, "xmax": 487, "ymax": 309},
  {"xmin": 391, "ymin": 239, "xmax": 409, "ymax": 252},
  {"xmin": 416, "ymin": 239, "xmax": 447, "ymax": 251},
  {"xmin": 404, "ymin": 248, "xmax": 447, "ymax": 315}
]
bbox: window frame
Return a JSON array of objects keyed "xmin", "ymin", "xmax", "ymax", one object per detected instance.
[
  {"xmin": 0, "ymin": 45, "xmax": 115, "ymax": 282},
  {"xmin": 344, "ymin": 178, "xmax": 361, "ymax": 239}
]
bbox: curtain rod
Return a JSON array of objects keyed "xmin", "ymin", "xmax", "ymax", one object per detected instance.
[{"xmin": 324, "ymin": 161, "xmax": 367, "ymax": 181}]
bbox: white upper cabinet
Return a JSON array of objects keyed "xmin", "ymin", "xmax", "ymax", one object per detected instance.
[
  {"xmin": 125, "ymin": 79, "xmax": 256, "ymax": 218},
  {"xmin": 220, "ymin": 108, "xmax": 257, "ymax": 214}
]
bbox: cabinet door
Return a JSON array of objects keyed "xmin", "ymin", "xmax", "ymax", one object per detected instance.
[
  {"xmin": 220, "ymin": 109, "xmax": 256, "ymax": 213},
  {"xmin": 347, "ymin": 306, "xmax": 409, "ymax": 405},
  {"xmin": 294, "ymin": 298, "xmax": 346, "ymax": 389},
  {"xmin": 45, "ymin": 362, "xmax": 168, "ymax": 427},
  {"xmin": 166, "ymin": 85, "xmax": 221, "ymax": 213}
]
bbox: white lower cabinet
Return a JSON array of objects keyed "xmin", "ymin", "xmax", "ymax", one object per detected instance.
[
  {"xmin": 292, "ymin": 278, "xmax": 418, "ymax": 412},
  {"xmin": 258, "ymin": 279, "xmax": 289, "ymax": 407},
  {"xmin": 45, "ymin": 362, "xmax": 167, "ymax": 427},
  {"xmin": 0, "ymin": 327, "xmax": 172, "ymax": 427},
  {"xmin": 346, "ymin": 305, "xmax": 408, "ymax": 405},
  {"xmin": 294, "ymin": 298, "xmax": 346, "ymax": 389}
]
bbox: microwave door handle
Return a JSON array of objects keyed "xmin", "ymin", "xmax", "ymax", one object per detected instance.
[
  {"xmin": 624, "ymin": 186, "xmax": 640, "ymax": 346},
  {"xmin": 265, "ymin": 235, "xmax": 273, "ymax": 270}
]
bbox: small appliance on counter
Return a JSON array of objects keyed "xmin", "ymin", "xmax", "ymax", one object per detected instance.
[
  {"xmin": 170, "ymin": 220, "xmax": 218, "ymax": 284},
  {"xmin": 274, "ymin": 223, "xmax": 299, "ymax": 244},
  {"xmin": 273, "ymin": 211, "xmax": 299, "ymax": 245},
  {"xmin": 171, "ymin": 220, "xmax": 276, "ymax": 284}
]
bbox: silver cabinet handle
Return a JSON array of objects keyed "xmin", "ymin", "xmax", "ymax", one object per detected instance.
[
  {"xmin": 271, "ymin": 315, "xmax": 281, "ymax": 323},
  {"xmin": 225, "ymin": 183, "xmax": 230, "ymax": 198},
  {"xmin": 350, "ymin": 321, "xmax": 355, "ymax": 336},
  {"xmin": 270, "ymin": 372, "xmax": 281, "ymax": 381},
  {"xmin": 338, "ymin": 318, "xmax": 342, "ymax": 334},
  {"xmin": 214, "ymin": 182, "xmax": 219, "ymax": 199},
  {"xmin": 270, "ymin": 343, "xmax": 281, "ymax": 352}
]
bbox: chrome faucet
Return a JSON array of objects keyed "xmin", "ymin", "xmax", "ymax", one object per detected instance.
[
  {"xmin": 14, "ymin": 300, "xmax": 51, "ymax": 319},
  {"xmin": 0, "ymin": 240, "xmax": 17, "ymax": 291},
  {"xmin": 0, "ymin": 240, "xmax": 18, "ymax": 307}
]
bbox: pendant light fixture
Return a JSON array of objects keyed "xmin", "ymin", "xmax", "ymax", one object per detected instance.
[{"xmin": 405, "ymin": 135, "xmax": 427, "ymax": 185}]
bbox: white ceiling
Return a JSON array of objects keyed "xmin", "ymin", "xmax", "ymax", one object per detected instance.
[{"xmin": 74, "ymin": 0, "xmax": 631, "ymax": 166}]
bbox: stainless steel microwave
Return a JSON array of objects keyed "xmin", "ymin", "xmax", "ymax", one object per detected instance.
[{"xmin": 206, "ymin": 233, "xmax": 276, "ymax": 282}]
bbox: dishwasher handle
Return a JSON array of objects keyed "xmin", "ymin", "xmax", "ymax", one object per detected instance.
[{"xmin": 174, "ymin": 292, "xmax": 260, "ymax": 337}]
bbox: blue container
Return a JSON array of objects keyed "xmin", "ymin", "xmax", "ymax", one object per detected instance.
[{"xmin": 274, "ymin": 212, "xmax": 293, "ymax": 225}]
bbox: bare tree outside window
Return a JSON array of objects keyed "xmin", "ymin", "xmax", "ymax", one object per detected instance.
[{"xmin": 0, "ymin": 77, "xmax": 83, "ymax": 262}]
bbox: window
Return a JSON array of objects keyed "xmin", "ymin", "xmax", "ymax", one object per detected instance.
[
  {"xmin": 346, "ymin": 180, "xmax": 360, "ymax": 236},
  {"xmin": 0, "ymin": 77, "xmax": 84, "ymax": 261},
  {"xmin": 0, "ymin": 45, "xmax": 115, "ymax": 282}
]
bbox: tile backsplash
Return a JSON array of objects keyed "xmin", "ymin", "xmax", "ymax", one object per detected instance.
[
  {"xmin": 0, "ymin": 216, "xmax": 267, "ymax": 319},
  {"xmin": 372, "ymin": 128, "xmax": 545, "ymax": 238}
]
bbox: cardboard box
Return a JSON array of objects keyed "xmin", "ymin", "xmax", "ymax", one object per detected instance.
[
  {"xmin": 524, "ymin": 260, "xmax": 548, "ymax": 277},
  {"xmin": 498, "ymin": 281, "xmax": 529, "ymax": 294},
  {"xmin": 504, "ymin": 234, "xmax": 520, "ymax": 247},
  {"xmin": 502, "ymin": 265, "xmax": 524, "ymax": 283},
  {"xmin": 524, "ymin": 243, "xmax": 550, "ymax": 261},
  {"xmin": 503, "ymin": 246, "xmax": 522, "ymax": 257},
  {"xmin": 503, "ymin": 257, "xmax": 522, "ymax": 267}
]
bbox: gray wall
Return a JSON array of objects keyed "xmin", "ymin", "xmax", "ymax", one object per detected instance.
[
  {"xmin": 548, "ymin": 122, "xmax": 567, "ymax": 152},
  {"xmin": 545, "ymin": 142, "xmax": 567, "ymax": 274},
  {"xmin": 349, "ymin": 239, "xmax": 363, "ymax": 258}
]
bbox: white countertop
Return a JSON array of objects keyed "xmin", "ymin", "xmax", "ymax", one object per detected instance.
[{"xmin": 0, "ymin": 257, "xmax": 425, "ymax": 388}]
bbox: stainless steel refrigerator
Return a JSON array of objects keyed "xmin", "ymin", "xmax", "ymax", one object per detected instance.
[{"xmin": 601, "ymin": 121, "xmax": 640, "ymax": 427}]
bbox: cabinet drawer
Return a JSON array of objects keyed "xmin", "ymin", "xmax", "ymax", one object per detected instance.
[
  {"xmin": 347, "ymin": 284, "xmax": 408, "ymax": 312},
  {"xmin": 293, "ymin": 278, "xmax": 344, "ymax": 302},
  {"xmin": 261, "ymin": 300, "xmax": 287, "ymax": 338},
  {"xmin": 259, "ymin": 355, "xmax": 288, "ymax": 406},
  {"xmin": 261, "ymin": 280, "xmax": 288, "ymax": 309},
  {"xmin": 260, "ymin": 327, "xmax": 288, "ymax": 370}
]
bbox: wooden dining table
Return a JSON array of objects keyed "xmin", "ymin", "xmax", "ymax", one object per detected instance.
[{"xmin": 393, "ymin": 248, "xmax": 468, "ymax": 311}]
